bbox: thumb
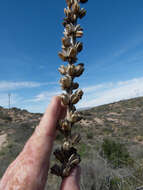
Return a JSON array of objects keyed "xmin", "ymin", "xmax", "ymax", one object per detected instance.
[{"xmin": 60, "ymin": 167, "xmax": 81, "ymax": 190}]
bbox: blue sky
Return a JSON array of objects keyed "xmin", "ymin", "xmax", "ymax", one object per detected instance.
[{"xmin": 0, "ymin": 0, "xmax": 143, "ymax": 113}]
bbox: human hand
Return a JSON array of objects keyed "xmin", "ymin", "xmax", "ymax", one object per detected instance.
[{"xmin": 0, "ymin": 96, "xmax": 81, "ymax": 190}]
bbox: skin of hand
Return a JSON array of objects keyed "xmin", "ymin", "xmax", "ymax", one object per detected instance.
[{"xmin": 0, "ymin": 96, "xmax": 81, "ymax": 190}]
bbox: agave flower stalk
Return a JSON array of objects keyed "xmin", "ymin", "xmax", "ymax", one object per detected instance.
[{"xmin": 51, "ymin": 0, "xmax": 88, "ymax": 178}]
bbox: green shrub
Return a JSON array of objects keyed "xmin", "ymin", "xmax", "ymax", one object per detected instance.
[
  {"xmin": 109, "ymin": 177, "xmax": 121, "ymax": 190},
  {"xmin": 101, "ymin": 138, "xmax": 134, "ymax": 168}
]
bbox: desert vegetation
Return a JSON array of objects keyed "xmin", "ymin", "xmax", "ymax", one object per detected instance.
[{"xmin": 1, "ymin": 97, "xmax": 143, "ymax": 189}]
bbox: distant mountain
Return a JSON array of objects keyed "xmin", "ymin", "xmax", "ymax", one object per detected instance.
[
  {"xmin": 80, "ymin": 96, "xmax": 143, "ymax": 141},
  {"xmin": 0, "ymin": 106, "xmax": 42, "ymax": 125}
]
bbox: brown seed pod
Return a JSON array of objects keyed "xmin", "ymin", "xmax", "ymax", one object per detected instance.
[
  {"xmin": 64, "ymin": 8, "xmax": 72, "ymax": 18},
  {"xmin": 66, "ymin": 0, "xmax": 74, "ymax": 8},
  {"xmin": 75, "ymin": 63, "xmax": 84, "ymax": 77},
  {"xmin": 75, "ymin": 24, "xmax": 82, "ymax": 31},
  {"xmin": 70, "ymin": 89, "xmax": 83, "ymax": 104},
  {"xmin": 60, "ymin": 120, "xmax": 71, "ymax": 131},
  {"xmin": 68, "ymin": 153, "xmax": 77, "ymax": 162},
  {"xmin": 76, "ymin": 30, "xmax": 83, "ymax": 38},
  {"xmin": 70, "ymin": 158, "xmax": 80, "ymax": 166},
  {"xmin": 58, "ymin": 65, "xmax": 67, "ymax": 75},
  {"xmin": 72, "ymin": 133, "xmax": 81, "ymax": 145},
  {"xmin": 78, "ymin": 0, "xmax": 88, "ymax": 3},
  {"xmin": 63, "ymin": 166, "xmax": 71, "ymax": 177},
  {"xmin": 68, "ymin": 46, "xmax": 77, "ymax": 58},
  {"xmin": 72, "ymin": 1, "xmax": 80, "ymax": 14},
  {"xmin": 61, "ymin": 93, "xmax": 70, "ymax": 105},
  {"xmin": 54, "ymin": 149, "xmax": 65, "ymax": 163},
  {"xmin": 70, "ymin": 111, "xmax": 81, "ymax": 123},
  {"xmin": 51, "ymin": 164, "xmax": 62, "ymax": 176},
  {"xmin": 68, "ymin": 154, "xmax": 81, "ymax": 166},
  {"xmin": 58, "ymin": 52, "xmax": 66, "ymax": 62},
  {"xmin": 60, "ymin": 76, "xmax": 72, "ymax": 89},
  {"xmin": 75, "ymin": 88, "xmax": 84, "ymax": 98},
  {"xmin": 62, "ymin": 37, "xmax": 72, "ymax": 47},
  {"xmin": 75, "ymin": 42, "xmax": 83, "ymax": 52},
  {"xmin": 58, "ymin": 50, "xmax": 68, "ymax": 62},
  {"xmin": 67, "ymin": 64, "xmax": 76, "ymax": 76},
  {"xmin": 64, "ymin": 24, "xmax": 73, "ymax": 36},
  {"xmin": 71, "ymin": 93, "xmax": 80, "ymax": 104},
  {"xmin": 72, "ymin": 82, "xmax": 79, "ymax": 90},
  {"xmin": 63, "ymin": 141, "xmax": 70, "ymax": 151}
]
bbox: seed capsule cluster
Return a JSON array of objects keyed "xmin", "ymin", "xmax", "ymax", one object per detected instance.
[{"xmin": 51, "ymin": 0, "xmax": 88, "ymax": 178}]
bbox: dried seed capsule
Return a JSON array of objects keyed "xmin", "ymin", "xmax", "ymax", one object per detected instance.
[
  {"xmin": 71, "ymin": 93, "xmax": 80, "ymax": 104},
  {"xmin": 62, "ymin": 37, "xmax": 71, "ymax": 47},
  {"xmin": 68, "ymin": 47, "xmax": 77, "ymax": 58},
  {"xmin": 54, "ymin": 149, "xmax": 65, "ymax": 163},
  {"xmin": 70, "ymin": 111, "xmax": 81, "ymax": 123},
  {"xmin": 75, "ymin": 89, "xmax": 84, "ymax": 98},
  {"xmin": 61, "ymin": 93, "xmax": 69, "ymax": 105},
  {"xmin": 79, "ymin": 8, "xmax": 86, "ymax": 19},
  {"xmin": 71, "ymin": 89, "xmax": 83, "ymax": 104},
  {"xmin": 70, "ymin": 158, "xmax": 80, "ymax": 166},
  {"xmin": 72, "ymin": 14, "xmax": 77, "ymax": 22},
  {"xmin": 72, "ymin": 1, "xmax": 80, "ymax": 14},
  {"xmin": 72, "ymin": 134, "xmax": 81, "ymax": 145},
  {"xmin": 68, "ymin": 147, "xmax": 77, "ymax": 156},
  {"xmin": 60, "ymin": 76, "xmax": 72, "ymax": 89},
  {"xmin": 58, "ymin": 51, "xmax": 67, "ymax": 62},
  {"xmin": 72, "ymin": 82, "xmax": 79, "ymax": 90},
  {"xmin": 68, "ymin": 154, "xmax": 77, "ymax": 162},
  {"xmin": 76, "ymin": 30, "xmax": 83, "ymax": 38},
  {"xmin": 63, "ymin": 166, "xmax": 71, "ymax": 177},
  {"xmin": 75, "ymin": 63, "xmax": 84, "ymax": 77},
  {"xmin": 64, "ymin": 8, "xmax": 72, "ymax": 17},
  {"xmin": 65, "ymin": 24, "xmax": 73, "ymax": 35},
  {"xmin": 61, "ymin": 120, "xmax": 71, "ymax": 131},
  {"xmin": 58, "ymin": 65, "xmax": 67, "ymax": 75},
  {"xmin": 68, "ymin": 154, "xmax": 81, "ymax": 165},
  {"xmin": 66, "ymin": 0, "xmax": 74, "ymax": 8},
  {"xmin": 51, "ymin": 164, "xmax": 62, "ymax": 176},
  {"xmin": 67, "ymin": 64, "xmax": 75, "ymax": 76},
  {"xmin": 64, "ymin": 8, "xmax": 68, "ymax": 16},
  {"xmin": 75, "ymin": 42, "xmax": 83, "ymax": 53},
  {"xmin": 75, "ymin": 24, "xmax": 81, "ymax": 30},
  {"xmin": 63, "ymin": 141, "xmax": 70, "ymax": 151},
  {"xmin": 78, "ymin": 0, "xmax": 88, "ymax": 3}
]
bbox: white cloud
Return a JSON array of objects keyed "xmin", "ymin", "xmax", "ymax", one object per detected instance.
[
  {"xmin": 82, "ymin": 83, "xmax": 113, "ymax": 93},
  {"xmin": 0, "ymin": 81, "xmax": 57, "ymax": 91},
  {"xmin": 78, "ymin": 77, "xmax": 143, "ymax": 108},
  {"xmin": 1, "ymin": 77, "xmax": 143, "ymax": 113},
  {"xmin": 24, "ymin": 77, "xmax": 143, "ymax": 113},
  {"xmin": 33, "ymin": 90, "xmax": 61, "ymax": 102}
]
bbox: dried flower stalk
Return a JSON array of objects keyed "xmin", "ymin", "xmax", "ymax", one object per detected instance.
[{"xmin": 51, "ymin": 0, "xmax": 88, "ymax": 178}]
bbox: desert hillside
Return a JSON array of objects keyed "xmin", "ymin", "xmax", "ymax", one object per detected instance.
[{"xmin": 1, "ymin": 97, "xmax": 143, "ymax": 190}]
